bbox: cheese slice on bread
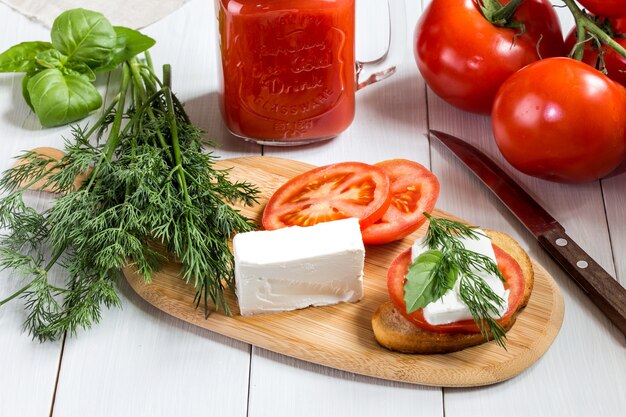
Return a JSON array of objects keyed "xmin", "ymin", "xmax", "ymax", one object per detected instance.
[{"xmin": 372, "ymin": 230, "xmax": 534, "ymax": 354}]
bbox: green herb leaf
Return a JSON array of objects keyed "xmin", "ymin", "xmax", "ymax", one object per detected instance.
[
  {"xmin": 404, "ymin": 249, "xmax": 457, "ymax": 313},
  {"xmin": 95, "ymin": 26, "xmax": 156, "ymax": 72},
  {"xmin": 114, "ymin": 27, "xmax": 156, "ymax": 56},
  {"xmin": 35, "ymin": 49, "xmax": 67, "ymax": 70},
  {"xmin": 0, "ymin": 42, "xmax": 52, "ymax": 73},
  {"xmin": 64, "ymin": 62, "xmax": 97, "ymax": 82},
  {"xmin": 22, "ymin": 73, "xmax": 34, "ymax": 110},
  {"xmin": 51, "ymin": 8, "xmax": 117, "ymax": 68},
  {"xmin": 27, "ymin": 68, "xmax": 102, "ymax": 127}
]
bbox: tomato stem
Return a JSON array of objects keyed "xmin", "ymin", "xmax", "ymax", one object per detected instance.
[
  {"xmin": 478, "ymin": 0, "xmax": 525, "ymax": 28},
  {"xmin": 491, "ymin": 0, "xmax": 525, "ymax": 24},
  {"xmin": 563, "ymin": 0, "xmax": 626, "ymax": 61}
]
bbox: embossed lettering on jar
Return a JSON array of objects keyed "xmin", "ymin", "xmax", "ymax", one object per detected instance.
[{"xmin": 216, "ymin": 0, "xmax": 356, "ymax": 145}]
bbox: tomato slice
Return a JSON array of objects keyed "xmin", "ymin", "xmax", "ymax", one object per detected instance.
[
  {"xmin": 387, "ymin": 245, "xmax": 525, "ymax": 334},
  {"xmin": 262, "ymin": 162, "xmax": 391, "ymax": 230},
  {"xmin": 361, "ymin": 159, "xmax": 439, "ymax": 245}
]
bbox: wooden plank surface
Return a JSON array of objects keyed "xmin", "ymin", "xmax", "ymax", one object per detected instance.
[{"xmin": 0, "ymin": 0, "xmax": 624, "ymax": 416}]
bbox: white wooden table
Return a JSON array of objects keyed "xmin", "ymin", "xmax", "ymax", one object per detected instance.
[{"xmin": 0, "ymin": 1, "xmax": 624, "ymax": 416}]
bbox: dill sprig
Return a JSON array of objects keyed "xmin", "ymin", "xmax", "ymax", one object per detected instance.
[
  {"xmin": 412, "ymin": 214, "xmax": 508, "ymax": 348},
  {"xmin": 0, "ymin": 56, "xmax": 259, "ymax": 341}
]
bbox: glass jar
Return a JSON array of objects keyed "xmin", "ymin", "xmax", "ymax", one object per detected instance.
[{"xmin": 215, "ymin": 0, "xmax": 404, "ymax": 146}]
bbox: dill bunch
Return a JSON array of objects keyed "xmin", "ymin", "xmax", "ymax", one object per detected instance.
[{"xmin": 0, "ymin": 57, "xmax": 259, "ymax": 341}]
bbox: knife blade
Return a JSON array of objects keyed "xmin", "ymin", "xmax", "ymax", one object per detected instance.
[{"xmin": 429, "ymin": 129, "xmax": 626, "ymax": 336}]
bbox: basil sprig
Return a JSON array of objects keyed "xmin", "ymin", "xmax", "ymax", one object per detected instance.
[
  {"xmin": 404, "ymin": 249, "xmax": 457, "ymax": 313},
  {"xmin": 0, "ymin": 8, "xmax": 155, "ymax": 127}
]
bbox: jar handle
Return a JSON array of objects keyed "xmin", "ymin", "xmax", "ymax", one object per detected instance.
[{"xmin": 356, "ymin": 0, "xmax": 406, "ymax": 90}]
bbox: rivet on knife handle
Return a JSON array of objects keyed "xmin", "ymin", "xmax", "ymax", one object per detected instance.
[{"xmin": 538, "ymin": 228, "xmax": 626, "ymax": 336}]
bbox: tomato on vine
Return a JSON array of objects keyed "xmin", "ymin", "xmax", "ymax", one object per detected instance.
[
  {"xmin": 565, "ymin": 20, "xmax": 626, "ymax": 86},
  {"xmin": 492, "ymin": 57, "xmax": 626, "ymax": 183},
  {"xmin": 414, "ymin": 0, "xmax": 564, "ymax": 114},
  {"xmin": 576, "ymin": 0, "xmax": 626, "ymax": 19},
  {"xmin": 565, "ymin": 15, "xmax": 626, "ymax": 86}
]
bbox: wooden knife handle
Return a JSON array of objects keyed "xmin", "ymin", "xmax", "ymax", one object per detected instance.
[{"xmin": 538, "ymin": 228, "xmax": 626, "ymax": 336}]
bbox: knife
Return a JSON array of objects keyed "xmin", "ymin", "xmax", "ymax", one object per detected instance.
[{"xmin": 429, "ymin": 129, "xmax": 626, "ymax": 336}]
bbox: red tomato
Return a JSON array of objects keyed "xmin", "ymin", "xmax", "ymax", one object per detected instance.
[
  {"xmin": 387, "ymin": 245, "xmax": 525, "ymax": 334},
  {"xmin": 262, "ymin": 162, "xmax": 391, "ymax": 230},
  {"xmin": 361, "ymin": 159, "xmax": 439, "ymax": 245},
  {"xmin": 414, "ymin": 0, "xmax": 564, "ymax": 114},
  {"xmin": 565, "ymin": 22, "xmax": 626, "ymax": 86},
  {"xmin": 492, "ymin": 57, "xmax": 626, "ymax": 183},
  {"xmin": 577, "ymin": 0, "xmax": 626, "ymax": 18},
  {"xmin": 612, "ymin": 17, "xmax": 626, "ymax": 33}
]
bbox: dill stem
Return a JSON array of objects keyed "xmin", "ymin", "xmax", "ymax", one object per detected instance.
[
  {"xmin": 44, "ymin": 250, "xmax": 64, "ymax": 273},
  {"xmin": 85, "ymin": 63, "xmax": 131, "ymax": 192},
  {"xmin": 104, "ymin": 63, "xmax": 131, "ymax": 162},
  {"xmin": 0, "ymin": 249, "xmax": 64, "ymax": 307},
  {"xmin": 0, "ymin": 281, "xmax": 32, "ymax": 306},
  {"xmin": 162, "ymin": 64, "xmax": 191, "ymax": 206},
  {"xmin": 83, "ymin": 97, "xmax": 120, "ymax": 140},
  {"xmin": 144, "ymin": 50, "xmax": 155, "ymax": 72},
  {"xmin": 120, "ymin": 90, "xmax": 164, "ymax": 137},
  {"xmin": 170, "ymin": 93, "xmax": 191, "ymax": 125},
  {"xmin": 129, "ymin": 58, "xmax": 171, "ymax": 155}
]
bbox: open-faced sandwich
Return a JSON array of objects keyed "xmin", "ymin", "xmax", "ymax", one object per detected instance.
[{"xmin": 372, "ymin": 216, "xmax": 534, "ymax": 353}]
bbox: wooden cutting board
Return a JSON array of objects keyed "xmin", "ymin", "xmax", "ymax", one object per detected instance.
[{"xmin": 122, "ymin": 156, "xmax": 565, "ymax": 387}]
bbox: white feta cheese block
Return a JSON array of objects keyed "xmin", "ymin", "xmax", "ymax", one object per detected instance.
[
  {"xmin": 233, "ymin": 218, "xmax": 365, "ymax": 316},
  {"xmin": 411, "ymin": 230, "xmax": 509, "ymax": 325}
]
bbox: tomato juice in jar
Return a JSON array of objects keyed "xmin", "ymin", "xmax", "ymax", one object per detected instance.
[{"xmin": 216, "ymin": 0, "xmax": 356, "ymax": 145}]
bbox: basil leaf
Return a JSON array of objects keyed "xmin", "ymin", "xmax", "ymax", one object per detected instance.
[
  {"xmin": 27, "ymin": 68, "xmax": 102, "ymax": 127},
  {"xmin": 35, "ymin": 49, "xmax": 67, "ymax": 69},
  {"xmin": 112, "ymin": 26, "xmax": 156, "ymax": 62},
  {"xmin": 95, "ymin": 26, "xmax": 156, "ymax": 72},
  {"xmin": 22, "ymin": 73, "xmax": 34, "ymax": 110},
  {"xmin": 51, "ymin": 9, "xmax": 117, "ymax": 68},
  {"xmin": 64, "ymin": 63, "xmax": 96, "ymax": 82},
  {"xmin": 0, "ymin": 42, "xmax": 52, "ymax": 73},
  {"xmin": 403, "ymin": 250, "xmax": 457, "ymax": 314}
]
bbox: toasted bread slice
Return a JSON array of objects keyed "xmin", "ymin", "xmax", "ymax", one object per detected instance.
[{"xmin": 371, "ymin": 230, "xmax": 534, "ymax": 354}]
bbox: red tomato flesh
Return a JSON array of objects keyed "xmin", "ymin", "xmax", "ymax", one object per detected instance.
[
  {"xmin": 387, "ymin": 245, "xmax": 525, "ymax": 334},
  {"xmin": 361, "ymin": 159, "xmax": 439, "ymax": 245},
  {"xmin": 262, "ymin": 162, "xmax": 391, "ymax": 230},
  {"xmin": 577, "ymin": 0, "xmax": 626, "ymax": 19}
]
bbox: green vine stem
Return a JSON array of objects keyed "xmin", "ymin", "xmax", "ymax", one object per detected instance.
[
  {"xmin": 478, "ymin": 0, "xmax": 525, "ymax": 27},
  {"xmin": 491, "ymin": 0, "xmax": 524, "ymax": 24},
  {"xmin": 563, "ymin": 0, "xmax": 626, "ymax": 60}
]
